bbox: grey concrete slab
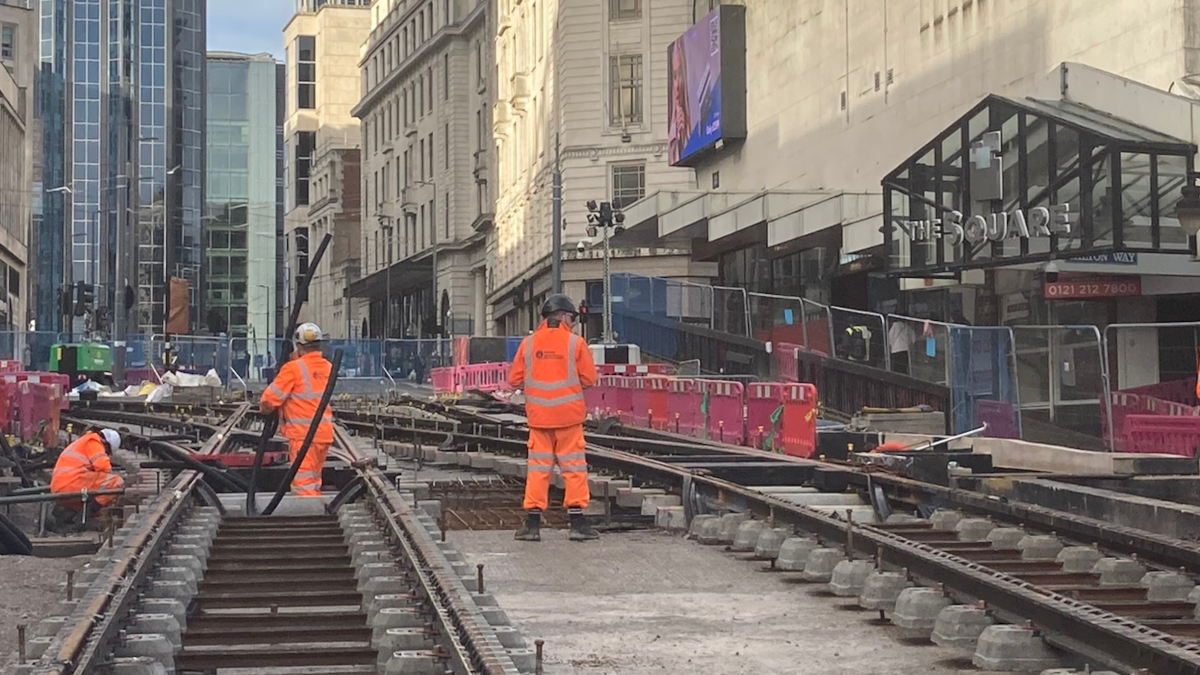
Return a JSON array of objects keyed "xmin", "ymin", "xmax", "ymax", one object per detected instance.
[{"xmin": 450, "ymin": 530, "xmax": 969, "ymax": 675}]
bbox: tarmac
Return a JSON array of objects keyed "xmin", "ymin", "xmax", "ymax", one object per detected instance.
[{"xmin": 450, "ymin": 528, "xmax": 991, "ymax": 675}]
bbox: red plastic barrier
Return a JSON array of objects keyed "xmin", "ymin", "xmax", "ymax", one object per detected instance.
[
  {"xmin": 645, "ymin": 376, "xmax": 671, "ymax": 430},
  {"xmin": 0, "ymin": 360, "xmax": 22, "ymax": 373},
  {"xmin": 1123, "ymin": 414, "xmax": 1200, "ymax": 457},
  {"xmin": 747, "ymin": 382, "xmax": 785, "ymax": 450},
  {"xmin": 666, "ymin": 378, "xmax": 703, "ymax": 437},
  {"xmin": 780, "ymin": 382, "xmax": 818, "ymax": 458},
  {"xmin": 774, "ymin": 343, "xmax": 801, "ymax": 383},
  {"xmin": 452, "ymin": 337, "xmax": 470, "ymax": 368},
  {"xmin": 596, "ymin": 363, "xmax": 672, "ymax": 377},
  {"xmin": 697, "ymin": 379, "xmax": 745, "ymax": 445}
]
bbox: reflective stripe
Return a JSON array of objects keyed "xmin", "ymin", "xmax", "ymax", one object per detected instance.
[
  {"xmin": 557, "ymin": 452, "xmax": 587, "ymax": 463},
  {"xmin": 560, "ymin": 465, "xmax": 588, "ymax": 473},
  {"xmin": 296, "ymin": 359, "xmax": 314, "ymax": 394},
  {"xmin": 527, "ymin": 452, "xmax": 555, "ymax": 461},
  {"xmin": 524, "ymin": 333, "xmax": 582, "ymax": 392},
  {"xmin": 267, "ymin": 384, "xmax": 287, "ymax": 400},
  {"xmin": 526, "ymin": 464, "xmax": 552, "ymax": 473},
  {"xmin": 285, "ymin": 414, "xmax": 333, "ymax": 427},
  {"xmin": 291, "ymin": 392, "xmax": 324, "ymax": 401},
  {"xmin": 524, "ymin": 392, "xmax": 584, "ymax": 407},
  {"xmin": 58, "ymin": 449, "xmax": 94, "ymax": 466}
]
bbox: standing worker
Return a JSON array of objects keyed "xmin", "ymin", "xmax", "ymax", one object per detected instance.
[
  {"xmin": 260, "ymin": 322, "xmax": 335, "ymax": 496},
  {"xmin": 508, "ymin": 294, "xmax": 599, "ymax": 542},
  {"xmin": 50, "ymin": 427, "xmax": 125, "ymax": 524}
]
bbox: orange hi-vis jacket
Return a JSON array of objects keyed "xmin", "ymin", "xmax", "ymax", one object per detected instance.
[
  {"xmin": 508, "ymin": 321, "xmax": 598, "ymax": 429},
  {"xmin": 51, "ymin": 432, "xmax": 119, "ymax": 495},
  {"xmin": 260, "ymin": 350, "xmax": 335, "ymax": 443}
]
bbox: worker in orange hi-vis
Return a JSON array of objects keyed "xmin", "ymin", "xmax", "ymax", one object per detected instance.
[
  {"xmin": 508, "ymin": 294, "xmax": 599, "ymax": 542},
  {"xmin": 260, "ymin": 322, "xmax": 335, "ymax": 496},
  {"xmin": 50, "ymin": 427, "xmax": 125, "ymax": 518}
]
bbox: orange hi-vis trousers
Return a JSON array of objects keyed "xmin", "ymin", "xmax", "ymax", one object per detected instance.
[
  {"xmin": 289, "ymin": 438, "xmax": 330, "ymax": 496},
  {"xmin": 524, "ymin": 425, "xmax": 590, "ymax": 511}
]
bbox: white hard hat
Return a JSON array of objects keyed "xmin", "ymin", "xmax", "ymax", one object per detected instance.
[
  {"xmin": 294, "ymin": 322, "xmax": 325, "ymax": 345},
  {"xmin": 100, "ymin": 429, "xmax": 121, "ymax": 454}
]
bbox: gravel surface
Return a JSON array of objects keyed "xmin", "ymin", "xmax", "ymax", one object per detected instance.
[
  {"xmin": 0, "ymin": 554, "xmax": 91, "ymax": 671},
  {"xmin": 452, "ymin": 529, "xmax": 1016, "ymax": 675}
]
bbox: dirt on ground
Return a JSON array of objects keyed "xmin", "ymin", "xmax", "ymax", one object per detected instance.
[{"xmin": 0, "ymin": 553, "xmax": 91, "ymax": 671}]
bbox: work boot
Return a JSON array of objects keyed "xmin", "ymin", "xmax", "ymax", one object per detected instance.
[
  {"xmin": 568, "ymin": 510, "xmax": 599, "ymax": 542},
  {"xmin": 514, "ymin": 510, "xmax": 541, "ymax": 542}
]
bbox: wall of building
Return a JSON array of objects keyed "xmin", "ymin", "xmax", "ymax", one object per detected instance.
[
  {"xmin": 282, "ymin": 3, "xmax": 371, "ymax": 335},
  {"xmin": 490, "ymin": 0, "xmax": 697, "ymax": 332},
  {"xmin": 0, "ymin": 1, "xmax": 33, "ymax": 331},
  {"xmin": 690, "ymin": 0, "xmax": 1200, "ymax": 223}
]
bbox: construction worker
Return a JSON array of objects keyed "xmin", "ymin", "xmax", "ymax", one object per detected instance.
[
  {"xmin": 260, "ymin": 322, "xmax": 335, "ymax": 496},
  {"xmin": 50, "ymin": 427, "xmax": 125, "ymax": 519},
  {"xmin": 508, "ymin": 294, "xmax": 599, "ymax": 542}
]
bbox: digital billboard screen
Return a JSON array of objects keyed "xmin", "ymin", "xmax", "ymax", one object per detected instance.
[{"xmin": 667, "ymin": 5, "xmax": 745, "ymax": 167}]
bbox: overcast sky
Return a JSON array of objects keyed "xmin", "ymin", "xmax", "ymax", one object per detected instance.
[{"xmin": 207, "ymin": 0, "xmax": 293, "ymax": 60}]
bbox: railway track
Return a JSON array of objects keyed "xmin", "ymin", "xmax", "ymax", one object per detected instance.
[
  {"xmin": 21, "ymin": 395, "xmax": 1200, "ymax": 674},
  {"xmin": 336, "ymin": 396, "xmax": 1200, "ymax": 675},
  {"xmin": 13, "ymin": 403, "xmax": 530, "ymax": 675}
]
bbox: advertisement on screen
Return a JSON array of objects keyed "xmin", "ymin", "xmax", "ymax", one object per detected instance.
[{"xmin": 667, "ymin": 5, "xmax": 745, "ymax": 167}]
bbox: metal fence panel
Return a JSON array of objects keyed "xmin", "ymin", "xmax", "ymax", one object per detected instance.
[
  {"xmin": 1011, "ymin": 325, "xmax": 1107, "ymax": 450},
  {"xmin": 887, "ymin": 315, "xmax": 952, "ymax": 386},
  {"xmin": 830, "ymin": 307, "xmax": 888, "ymax": 370},
  {"xmin": 948, "ymin": 326, "xmax": 1021, "ymax": 438}
]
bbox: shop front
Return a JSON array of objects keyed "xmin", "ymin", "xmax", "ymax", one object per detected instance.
[{"xmin": 884, "ymin": 93, "xmax": 1200, "ymax": 440}]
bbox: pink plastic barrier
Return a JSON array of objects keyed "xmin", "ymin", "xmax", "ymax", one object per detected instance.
[
  {"xmin": 596, "ymin": 363, "xmax": 672, "ymax": 377},
  {"xmin": 976, "ymin": 400, "xmax": 1020, "ymax": 439},
  {"xmin": 1, "ymin": 372, "xmax": 70, "ymax": 409},
  {"xmin": 1123, "ymin": 414, "xmax": 1200, "ymax": 457},
  {"xmin": 584, "ymin": 377, "xmax": 607, "ymax": 416},
  {"xmin": 459, "ymin": 362, "xmax": 510, "ymax": 392},
  {"xmin": 781, "ymin": 382, "xmax": 819, "ymax": 458},
  {"xmin": 747, "ymin": 382, "xmax": 785, "ymax": 450},
  {"xmin": 698, "ymin": 379, "xmax": 745, "ymax": 445},
  {"xmin": 431, "ymin": 367, "xmax": 458, "ymax": 395},
  {"xmin": 667, "ymin": 378, "xmax": 703, "ymax": 437},
  {"xmin": 15, "ymin": 381, "xmax": 61, "ymax": 445},
  {"xmin": 1123, "ymin": 377, "xmax": 1199, "ymax": 406},
  {"xmin": 774, "ymin": 343, "xmax": 802, "ymax": 383},
  {"xmin": 608, "ymin": 377, "xmax": 635, "ymax": 422},
  {"xmin": 0, "ymin": 360, "xmax": 22, "ymax": 373},
  {"xmin": 627, "ymin": 377, "xmax": 649, "ymax": 427}
]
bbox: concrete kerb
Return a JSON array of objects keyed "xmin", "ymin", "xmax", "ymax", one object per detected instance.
[
  {"xmin": 1056, "ymin": 546, "xmax": 1104, "ymax": 574},
  {"xmin": 986, "ymin": 527, "xmax": 1026, "ymax": 551},
  {"xmin": 695, "ymin": 517, "xmax": 725, "ymax": 545},
  {"xmin": 716, "ymin": 513, "xmax": 751, "ymax": 545},
  {"xmin": 754, "ymin": 527, "xmax": 790, "ymax": 560},
  {"xmin": 829, "ymin": 560, "xmax": 875, "ymax": 597},
  {"xmin": 802, "ymin": 548, "xmax": 846, "ymax": 582},
  {"xmin": 930, "ymin": 509, "xmax": 963, "ymax": 531},
  {"xmin": 1140, "ymin": 571, "xmax": 1195, "ymax": 602},
  {"xmin": 776, "ymin": 537, "xmax": 820, "ymax": 571},
  {"xmin": 955, "ymin": 518, "xmax": 995, "ymax": 542},
  {"xmin": 1092, "ymin": 557, "xmax": 1147, "ymax": 586},
  {"xmin": 731, "ymin": 520, "xmax": 768, "ymax": 552},
  {"xmin": 858, "ymin": 571, "xmax": 912, "ymax": 612},
  {"xmin": 892, "ymin": 587, "xmax": 953, "ymax": 630}
]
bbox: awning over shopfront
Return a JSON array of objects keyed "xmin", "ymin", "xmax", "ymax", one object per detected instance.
[
  {"xmin": 616, "ymin": 188, "xmax": 883, "ymax": 255},
  {"xmin": 347, "ymin": 256, "xmax": 434, "ymax": 300},
  {"xmin": 883, "ymin": 93, "xmax": 1197, "ymax": 277}
]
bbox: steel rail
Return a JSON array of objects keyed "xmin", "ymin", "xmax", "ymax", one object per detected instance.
[
  {"xmin": 31, "ymin": 404, "xmax": 250, "ymax": 675},
  {"xmin": 333, "ymin": 426, "xmax": 514, "ymax": 675}
]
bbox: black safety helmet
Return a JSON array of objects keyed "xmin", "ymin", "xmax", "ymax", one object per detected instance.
[{"xmin": 541, "ymin": 293, "xmax": 578, "ymax": 318}]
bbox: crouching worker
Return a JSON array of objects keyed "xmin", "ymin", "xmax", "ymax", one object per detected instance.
[
  {"xmin": 50, "ymin": 427, "xmax": 125, "ymax": 526},
  {"xmin": 508, "ymin": 294, "xmax": 600, "ymax": 542},
  {"xmin": 260, "ymin": 322, "xmax": 335, "ymax": 496}
]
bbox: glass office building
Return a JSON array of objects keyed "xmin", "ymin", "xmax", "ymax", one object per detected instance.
[
  {"xmin": 35, "ymin": 0, "xmax": 205, "ymax": 335},
  {"xmin": 204, "ymin": 52, "xmax": 283, "ymax": 345}
]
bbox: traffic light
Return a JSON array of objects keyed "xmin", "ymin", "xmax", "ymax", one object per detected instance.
[
  {"xmin": 59, "ymin": 284, "xmax": 73, "ymax": 317},
  {"xmin": 74, "ymin": 282, "xmax": 94, "ymax": 317},
  {"xmin": 584, "ymin": 201, "xmax": 626, "ymax": 233},
  {"xmin": 579, "ymin": 299, "xmax": 588, "ymax": 315},
  {"xmin": 94, "ymin": 306, "xmax": 109, "ymax": 333}
]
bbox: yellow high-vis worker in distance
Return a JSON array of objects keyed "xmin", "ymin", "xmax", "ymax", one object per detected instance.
[
  {"xmin": 260, "ymin": 322, "xmax": 335, "ymax": 496},
  {"xmin": 508, "ymin": 293, "xmax": 599, "ymax": 542}
]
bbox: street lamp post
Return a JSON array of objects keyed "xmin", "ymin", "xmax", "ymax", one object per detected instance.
[
  {"xmin": 380, "ymin": 217, "xmax": 393, "ymax": 339},
  {"xmin": 584, "ymin": 201, "xmax": 624, "ymax": 344}
]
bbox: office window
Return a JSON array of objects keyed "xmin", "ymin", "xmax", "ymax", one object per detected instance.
[
  {"xmin": 444, "ymin": 123, "xmax": 450, "ymax": 165},
  {"xmin": 1, "ymin": 25, "xmax": 14, "ymax": 59},
  {"xmin": 296, "ymin": 36, "xmax": 316, "ymax": 109},
  {"xmin": 612, "ymin": 163, "xmax": 645, "ymax": 209},
  {"xmin": 428, "ymin": 132, "xmax": 434, "ymax": 175},
  {"xmin": 474, "ymin": 41, "xmax": 482, "ymax": 84},
  {"xmin": 609, "ymin": 54, "xmax": 643, "ymax": 125},
  {"xmin": 420, "ymin": 138, "xmax": 426, "ymax": 179},
  {"xmin": 443, "ymin": 54, "xmax": 449, "ymax": 100},
  {"xmin": 296, "ymin": 227, "xmax": 310, "ymax": 277},
  {"xmin": 418, "ymin": 75, "xmax": 424, "ymax": 117},
  {"xmin": 418, "ymin": 10, "xmax": 425, "ymax": 41},
  {"xmin": 295, "ymin": 131, "xmax": 316, "ymax": 206},
  {"xmin": 427, "ymin": 66, "xmax": 433, "ymax": 113},
  {"xmin": 427, "ymin": 2, "xmax": 434, "ymax": 36},
  {"xmin": 403, "ymin": 148, "xmax": 410, "ymax": 185},
  {"xmin": 610, "ymin": 0, "xmax": 641, "ymax": 20}
]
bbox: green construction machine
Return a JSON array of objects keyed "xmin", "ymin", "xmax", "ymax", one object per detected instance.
[{"xmin": 49, "ymin": 342, "xmax": 114, "ymax": 387}]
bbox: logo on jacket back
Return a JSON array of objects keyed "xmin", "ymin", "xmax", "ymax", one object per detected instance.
[{"xmin": 534, "ymin": 350, "xmax": 564, "ymax": 360}]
